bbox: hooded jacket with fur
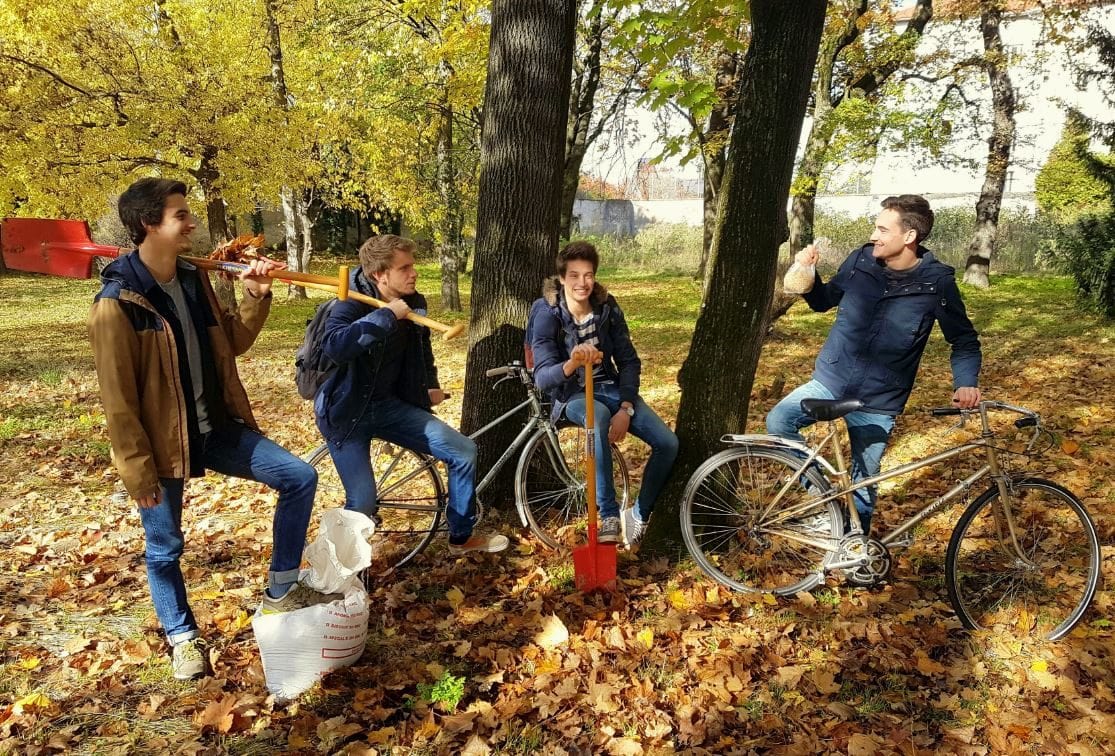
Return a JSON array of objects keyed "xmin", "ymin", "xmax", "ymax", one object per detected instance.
[{"xmin": 528, "ymin": 276, "xmax": 641, "ymax": 419}]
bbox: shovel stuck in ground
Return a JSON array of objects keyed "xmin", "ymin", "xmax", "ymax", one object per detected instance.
[{"xmin": 572, "ymin": 361, "xmax": 617, "ymax": 593}]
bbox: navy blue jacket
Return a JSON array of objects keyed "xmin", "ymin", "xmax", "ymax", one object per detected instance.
[
  {"xmin": 314, "ymin": 268, "xmax": 439, "ymax": 444},
  {"xmin": 529, "ymin": 276, "xmax": 641, "ymax": 420},
  {"xmin": 803, "ymin": 244, "xmax": 981, "ymax": 415}
]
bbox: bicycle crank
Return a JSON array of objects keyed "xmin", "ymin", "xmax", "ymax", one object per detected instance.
[{"xmin": 833, "ymin": 535, "xmax": 892, "ymax": 588}]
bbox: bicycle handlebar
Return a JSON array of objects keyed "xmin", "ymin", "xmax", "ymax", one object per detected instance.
[
  {"xmin": 930, "ymin": 400, "xmax": 1042, "ymax": 438},
  {"xmin": 931, "ymin": 407, "xmax": 963, "ymax": 416},
  {"xmin": 485, "ymin": 366, "xmax": 513, "ymax": 378}
]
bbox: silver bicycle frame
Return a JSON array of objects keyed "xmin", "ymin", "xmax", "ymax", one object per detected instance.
[{"xmin": 724, "ymin": 404, "xmax": 1038, "ymax": 567}]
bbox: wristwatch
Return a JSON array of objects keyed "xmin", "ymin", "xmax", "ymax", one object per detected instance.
[{"xmin": 621, "ymin": 403, "xmax": 635, "ymax": 417}]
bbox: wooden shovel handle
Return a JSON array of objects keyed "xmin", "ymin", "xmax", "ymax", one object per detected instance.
[
  {"xmin": 584, "ymin": 361, "xmax": 598, "ymax": 541},
  {"xmin": 184, "ymin": 256, "xmax": 466, "ymax": 341}
]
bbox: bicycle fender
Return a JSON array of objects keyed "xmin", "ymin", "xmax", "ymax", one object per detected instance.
[{"xmin": 719, "ymin": 434, "xmax": 842, "ymax": 478}]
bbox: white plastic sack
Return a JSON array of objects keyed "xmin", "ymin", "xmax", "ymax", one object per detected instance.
[
  {"xmin": 252, "ymin": 510, "xmax": 376, "ymax": 700},
  {"xmin": 302, "ymin": 509, "xmax": 377, "ymax": 594},
  {"xmin": 783, "ymin": 260, "xmax": 816, "ymax": 294}
]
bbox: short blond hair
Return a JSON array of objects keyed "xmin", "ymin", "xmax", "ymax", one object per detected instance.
[{"xmin": 359, "ymin": 234, "xmax": 416, "ymax": 277}]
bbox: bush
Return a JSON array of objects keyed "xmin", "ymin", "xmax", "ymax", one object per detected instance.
[
  {"xmin": 801, "ymin": 207, "xmax": 1058, "ymax": 274},
  {"xmin": 1054, "ymin": 212, "xmax": 1115, "ymax": 317},
  {"xmin": 583, "ymin": 223, "xmax": 704, "ymax": 275},
  {"xmin": 1035, "ymin": 113, "xmax": 1114, "ymax": 223}
]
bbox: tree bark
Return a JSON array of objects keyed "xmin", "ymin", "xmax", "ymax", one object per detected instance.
[
  {"xmin": 641, "ymin": 0, "xmax": 827, "ymax": 554},
  {"xmin": 964, "ymin": 0, "xmax": 1016, "ymax": 288},
  {"xmin": 697, "ymin": 50, "xmax": 740, "ymax": 281},
  {"xmin": 263, "ymin": 0, "xmax": 309, "ymax": 299},
  {"xmin": 559, "ymin": 5, "xmax": 604, "ymax": 239},
  {"xmin": 460, "ymin": 0, "xmax": 577, "ymax": 505},
  {"xmin": 436, "ymin": 59, "xmax": 463, "ymax": 311},
  {"xmin": 194, "ymin": 146, "xmax": 236, "ymax": 310}
]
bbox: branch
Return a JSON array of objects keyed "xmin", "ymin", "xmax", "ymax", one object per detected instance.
[
  {"xmin": 46, "ymin": 154, "xmax": 183, "ymax": 171},
  {"xmin": 846, "ymin": 0, "xmax": 933, "ymax": 96}
]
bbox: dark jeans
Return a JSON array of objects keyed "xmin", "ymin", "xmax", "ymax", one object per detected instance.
[
  {"xmin": 138, "ymin": 424, "xmax": 317, "ymax": 645},
  {"xmin": 564, "ymin": 383, "xmax": 679, "ymax": 521},
  {"xmin": 327, "ymin": 397, "xmax": 478, "ymax": 543},
  {"xmin": 765, "ymin": 380, "xmax": 895, "ymax": 534}
]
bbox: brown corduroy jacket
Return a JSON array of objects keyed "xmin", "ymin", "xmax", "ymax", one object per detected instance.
[{"xmin": 89, "ymin": 253, "xmax": 270, "ymax": 498}]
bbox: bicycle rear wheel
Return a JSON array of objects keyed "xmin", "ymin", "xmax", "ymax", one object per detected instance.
[
  {"xmin": 515, "ymin": 425, "xmax": 630, "ymax": 551},
  {"xmin": 945, "ymin": 478, "xmax": 1100, "ymax": 641},
  {"xmin": 681, "ymin": 445, "xmax": 841, "ymax": 595},
  {"xmin": 308, "ymin": 440, "xmax": 444, "ymax": 571}
]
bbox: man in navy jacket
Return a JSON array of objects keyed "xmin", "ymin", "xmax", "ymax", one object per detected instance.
[
  {"xmin": 315, "ymin": 235, "xmax": 507, "ymax": 555},
  {"xmin": 767, "ymin": 195, "xmax": 982, "ymax": 536}
]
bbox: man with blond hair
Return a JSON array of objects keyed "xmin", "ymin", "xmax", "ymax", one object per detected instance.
[{"xmin": 314, "ymin": 235, "xmax": 507, "ymax": 554}]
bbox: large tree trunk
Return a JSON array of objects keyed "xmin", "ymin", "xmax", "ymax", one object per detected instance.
[
  {"xmin": 777, "ymin": 0, "xmax": 931, "ymax": 326},
  {"xmin": 559, "ymin": 5, "xmax": 604, "ymax": 239},
  {"xmin": 460, "ymin": 0, "xmax": 577, "ymax": 505},
  {"xmin": 964, "ymin": 0, "xmax": 1015, "ymax": 288},
  {"xmin": 436, "ymin": 60, "xmax": 463, "ymax": 311},
  {"xmin": 263, "ymin": 0, "xmax": 308, "ymax": 299},
  {"xmin": 194, "ymin": 146, "xmax": 236, "ymax": 310},
  {"xmin": 697, "ymin": 50, "xmax": 740, "ymax": 281},
  {"xmin": 642, "ymin": 0, "xmax": 827, "ymax": 553}
]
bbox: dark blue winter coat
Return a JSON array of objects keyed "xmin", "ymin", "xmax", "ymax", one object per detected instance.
[
  {"xmin": 314, "ymin": 268, "xmax": 439, "ymax": 444},
  {"xmin": 803, "ymin": 244, "xmax": 981, "ymax": 415},
  {"xmin": 528, "ymin": 276, "xmax": 640, "ymax": 420}
]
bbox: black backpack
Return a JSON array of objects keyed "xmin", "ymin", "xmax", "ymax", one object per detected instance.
[{"xmin": 294, "ymin": 298, "xmax": 339, "ymax": 400}]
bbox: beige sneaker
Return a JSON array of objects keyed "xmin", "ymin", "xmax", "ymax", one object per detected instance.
[
  {"xmin": 448, "ymin": 532, "xmax": 509, "ymax": 555},
  {"xmin": 260, "ymin": 583, "xmax": 344, "ymax": 615},
  {"xmin": 171, "ymin": 638, "xmax": 207, "ymax": 680}
]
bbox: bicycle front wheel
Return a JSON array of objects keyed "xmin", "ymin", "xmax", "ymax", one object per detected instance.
[
  {"xmin": 308, "ymin": 440, "xmax": 444, "ymax": 570},
  {"xmin": 515, "ymin": 425, "xmax": 630, "ymax": 551},
  {"xmin": 681, "ymin": 445, "xmax": 841, "ymax": 595},
  {"xmin": 945, "ymin": 478, "xmax": 1100, "ymax": 641}
]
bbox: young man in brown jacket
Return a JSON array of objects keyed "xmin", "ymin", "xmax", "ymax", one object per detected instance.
[{"xmin": 89, "ymin": 178, "xmax": 333, "ymax": 680}]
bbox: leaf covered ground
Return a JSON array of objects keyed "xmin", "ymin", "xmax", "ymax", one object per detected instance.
[{"xmin": 0, "ymin": 267, "xmax": 1112, "ymax": 755}]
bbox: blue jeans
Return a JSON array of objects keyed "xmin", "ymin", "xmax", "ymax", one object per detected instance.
[
  {"xmin": 328, "ymin": 398, "xmax": 478, "ymax": 543},
  {"xmin": 139, "ymin": 424, "xmax": 318, "ymax": 645},
  {"xmin": 765, "ymin": 380, "xmax": 895, "ymax": 535},
  {"xmin": 564, "ymin": 384, "xmax": 679, "ymax": 521}
]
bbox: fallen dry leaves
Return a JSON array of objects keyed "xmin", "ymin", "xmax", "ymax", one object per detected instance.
[{"xmin": 0, "ymin": 272, "xmax": 1112, "ymax": 754}]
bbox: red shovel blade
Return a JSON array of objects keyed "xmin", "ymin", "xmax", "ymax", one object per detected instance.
[{"xmin": 573, "ymin": 524, "xmax": 617, "ymax": 593}]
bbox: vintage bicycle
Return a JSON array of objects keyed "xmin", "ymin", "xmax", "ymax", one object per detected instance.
[
  {"xmin": 306, "ymin": 360, "xmax": 630, "ymax": 570},
  {"xmin": 680, "ymin": 398, "xmax": 1101, "ymax": 640}
]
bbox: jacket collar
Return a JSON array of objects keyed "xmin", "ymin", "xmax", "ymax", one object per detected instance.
[
  {"xmin": 859, "ymin": 244, "xmax": 945, "ymax": 278},
  {"xmin": 541, "ymin": 275, "xmax": 609, "ymax": 310},
  {"xmin": 101, "ymin": 250, "xmax": 202, "ymax": 297}
]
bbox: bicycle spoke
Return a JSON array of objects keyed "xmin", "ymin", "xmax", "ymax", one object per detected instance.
[
  {"xmin": 682, "ymin": 447, "xmax": 838, "ymax": 595},
  {"xmin": 947, "ymin": 480, "xmax": 1100, "ymax": 640}
]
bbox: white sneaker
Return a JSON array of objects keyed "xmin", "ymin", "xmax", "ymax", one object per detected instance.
[
  {"xmin": 622, "ymin": 507, "xmax": 648, "ymax": 548},
  {"xmin": 171, "ymin": 638, "xmax": 207, "ymax": 680}
]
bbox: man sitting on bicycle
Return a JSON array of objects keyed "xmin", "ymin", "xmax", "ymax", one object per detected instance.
[
  {"xmin": 529, "ymin": 241, "xmax": 679, "ymax": 548},
  {"xmin": 314, "ymin": 234, "xmax": 508, "ymax": 555},
  {"xmin": 767, "ymin": 194, "xmax": 982, "ymax": 536}
]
